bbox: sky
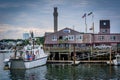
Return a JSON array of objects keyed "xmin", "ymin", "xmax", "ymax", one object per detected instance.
[{"xmin": 0, "ymin": 0, "xmax": 120, "ymax": 40}]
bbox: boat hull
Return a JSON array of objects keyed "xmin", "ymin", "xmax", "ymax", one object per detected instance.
[
  {"xmin": 107, "ymin": 60, "xmax": 120, "ymax": 66},
  {"xmin": 113, "ymin": 60, "xmax": 120, "ymax": 66},
  {"xmin": 24, "ymin": 56, "xmax": 48, "ymax": 69},
  {"xmin": 10, "ymin": 56, "xmax": 48, "ymax": 69}
]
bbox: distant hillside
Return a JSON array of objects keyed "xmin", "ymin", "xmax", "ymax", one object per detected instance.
[
  {"xmin": 0, "ymin": 36, "xmax": 44, "ymax": 45},
  {"xmin": 35, "ymin": 36, "xmax": 44, "ymax": 45}
]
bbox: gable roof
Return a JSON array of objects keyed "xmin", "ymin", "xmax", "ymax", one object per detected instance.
[{"xmin": 45, "ymin": 27, "xmax": 83, "ymax": 37}]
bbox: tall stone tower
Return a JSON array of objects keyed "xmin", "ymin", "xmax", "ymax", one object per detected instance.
[
  {"xmin": 53, "ymin": 7, "xmax": 58, "ymax": 32},
  {"xmin": 99, "ymin": 20, "xmax": 110, "ymax": 34}
]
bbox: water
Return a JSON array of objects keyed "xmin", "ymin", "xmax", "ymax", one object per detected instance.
[{"xmin": 0, "ymin": 53, "xmax": 120, "ymax": 80}]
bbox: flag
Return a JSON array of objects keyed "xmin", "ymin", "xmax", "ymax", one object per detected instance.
[
  {"xmin": 88, "ymin": 12, "xmax": 92, "ymax": 16},
  {"xmin": 82, "ymin": 13, "xmax": 86, "ymax": 18}
]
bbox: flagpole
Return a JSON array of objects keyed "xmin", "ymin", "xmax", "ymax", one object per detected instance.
[
  {"xmin": 85, "ymin": 16, "xmax": 87, "ymax": 33},
  {"xmin": 82, "ymin": 13, "xmax": 87, "ymax": 33},
  {"xmin": 92, "ymin": 13, "xmax": 94, "ymax": 34},
  {"xmin": 92, "ymin": 13, "xmax": 95, "ymax": 48}
]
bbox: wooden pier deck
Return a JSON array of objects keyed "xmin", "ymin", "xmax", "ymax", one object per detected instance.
[
  {"xmin": 47, "ymin": 60, "xmax": 109, "ymax": 65},
  {"xmin": 80, "ymin": 60, "xmax": 108, "ymax": 63},
  {"xmin": 47, "ymin": 60, "xmax": 73, "ymax": 63}
]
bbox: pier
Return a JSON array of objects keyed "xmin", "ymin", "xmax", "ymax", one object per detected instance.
[
  {"xmin": 46, "ymin": 46, "xmax": 114, "ymax": 65},
  {"xmin": 47, "ymin": 60, "xmax": 108, "ymax": 65}
]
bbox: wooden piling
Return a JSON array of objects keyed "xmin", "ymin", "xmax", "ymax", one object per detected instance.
[{"xmin": 110, "ymin": 47, "xmax": 112, "ymax": 65}]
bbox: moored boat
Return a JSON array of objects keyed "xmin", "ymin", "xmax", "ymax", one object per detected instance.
[
  {"xmin": 4, "ymin": 31, "xmax": 49, "ymax": 69},
  {"xmin": 107, "ymin": 54, "xmax": 120, "ymax": 65},
  {"xmin": 4, "ymin": 45, "xmax": 48, "ymax": 69}
]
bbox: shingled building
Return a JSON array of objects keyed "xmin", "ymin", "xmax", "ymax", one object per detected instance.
[{"xmin": 44, "ymin": 20, "xmax": 120, "ymax": 60}]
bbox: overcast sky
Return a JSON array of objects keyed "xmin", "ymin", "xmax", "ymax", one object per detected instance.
[{"xmin": 0, "ymin": 0, "xmax": 120, "ymax": 40}]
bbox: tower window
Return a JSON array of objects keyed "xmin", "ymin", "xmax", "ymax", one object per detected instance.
[
  {"xmin": 103, "ymin": 22, "xmax": 106, "ymax": 25},
  {"xmin": 102, "ymin": 29, "xmax": 107, "ymax": 33}
]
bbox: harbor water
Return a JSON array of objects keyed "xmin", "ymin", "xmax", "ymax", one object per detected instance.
[{"xmin": 0, "ymin": 53, "xmax": 120, "ymax": 80}]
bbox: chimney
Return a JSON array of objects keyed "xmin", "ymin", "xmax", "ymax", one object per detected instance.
[{"xmin": 53, "ymin": 7, "xmax": 58, "ymax": 32}]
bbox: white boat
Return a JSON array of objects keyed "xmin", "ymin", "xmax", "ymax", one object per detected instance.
[
  {"xmin": 4, "ymin": 45, "xmax": 48, "ymax": 69},
  {"xmin": 107, "ymin": 54, "xmax": 120, "ymax": 65}
]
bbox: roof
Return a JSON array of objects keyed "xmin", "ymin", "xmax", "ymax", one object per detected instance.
[{"xmin": 45, "ymin": 27, "xmax": 83, "ymax": 37}]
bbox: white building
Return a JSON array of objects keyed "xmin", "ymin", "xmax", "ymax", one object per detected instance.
[{"xmin": 23, "ymin": 33, "xmax": 30, "ymax": 40}]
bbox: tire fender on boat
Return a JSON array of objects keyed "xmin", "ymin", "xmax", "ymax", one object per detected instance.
[{"xmin": 35, "ymin": 50, "xmax": 39, "ymax": 55}]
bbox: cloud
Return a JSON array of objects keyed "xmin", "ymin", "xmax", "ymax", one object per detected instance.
[
  {"xmin": 0, "ymin": 23, "xmax": 53, "ymax": 40},
  {"xmin": 0, "ymin": 2, "xmax": 19, "ymax": 8},
  {"xmin": 0, "ymin": 0, "xmax": 120, "ymax": 40}
]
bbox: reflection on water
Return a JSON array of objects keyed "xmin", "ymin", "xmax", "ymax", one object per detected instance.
[
  {"xmin": 9, "ymin": 65, "xmax": 47, "ymax": 80},
  {"xmin": 1, "ymin": 64, "xmax": 120, "ymax": 80},
  {"xmin": 10, "ymin": 69, "xmax": 25, "ymax": 80},
  {"xmin": 0, "ymin": 53, "xmax": 120, "ymax": 80},
  {"xmin": 0, "ymin": 64, "xmax": 120, "ymax": 80},
  {"xmin": 45, "ymin": 64, "xmax": 120, "ymax": 80}
]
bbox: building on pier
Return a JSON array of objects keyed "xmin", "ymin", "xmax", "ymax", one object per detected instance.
[
  {"xmin": 44, "ymin": 20, "xmax": 120, "ymax": 60},
  {"xmin": 44, "ymin": 7, "xmax": 120, "ymax": 60}
]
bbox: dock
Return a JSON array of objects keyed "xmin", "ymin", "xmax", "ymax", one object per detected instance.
[
  {"xmin": 47, "ymin": 60, "xmax": 73, "ymax": 64},
  {"xmin": 80, "ymin": 60, "xmax": 108, "ymax": 64},
  {"xmin": 47, "ymin": 60, "xmax": 108, "ymax": 65}
]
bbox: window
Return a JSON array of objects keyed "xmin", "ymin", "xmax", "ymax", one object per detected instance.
[
  {"xmin": 59, "ymin": 36, "xmax": 63, "ymax": 40},
  {"xmin": 76, "ymin": 35, "xmax": 83, "ymax": 41},
  {"xmin": 63, "ymin": 36, "xmax": 68, "ymax": 41},
  {"xmin": 52, "ymin": 36, "xmax": 57, "ymax": 41},
  {"xmin": 110, "ymin": 36, "xmax": 116, "ymax": 41},
  {"xmin": 63, "ymin": 29, "xmax": 70, "ymax": 33},
  {"xmin": 68, "ymin": 35, "xmax": 74, "ymax": 41},
  {"xmin": 98, "ymin": 36, "xmax": 104, "ymax": 40}
]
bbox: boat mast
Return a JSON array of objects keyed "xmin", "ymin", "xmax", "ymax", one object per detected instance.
[{"xmin": 30, "ymin": 31, "xmax": 34, "ymax": 49}]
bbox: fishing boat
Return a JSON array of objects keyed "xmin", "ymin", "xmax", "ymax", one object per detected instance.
[
  {"xmin": 107, "ymin": 54, "xmax": 120, "ymax": 66},
  {"xmin": 4, "ymin": 31, "xmax": 48, "ymax": 69},
  {"xmin": 4, "ymin": 44, "xmax": 48, "ymax": 69}
]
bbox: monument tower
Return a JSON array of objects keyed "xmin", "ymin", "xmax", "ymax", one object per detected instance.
[{"xmin": 53, "ymin": 7, "xmax": 58, "ymax": 32}]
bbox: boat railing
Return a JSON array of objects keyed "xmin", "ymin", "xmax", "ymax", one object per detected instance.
[{"xmin": 0, "ymin": 50, "xmax": 15, "ymax": 53}]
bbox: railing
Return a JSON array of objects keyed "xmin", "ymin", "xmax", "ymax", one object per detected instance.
[
  {"xmin": 0, "ymin": 50, "xmax": 15, "ymax": 53},
  {"xmin": 44, "ymin": 46, "xmax": 118, "ymax": 53},
  {"xmin": 58, "ymin": 40, "xmax": 68, "ymax": 43},
  {"xmin": 44, "ymin": 47, "xmax": 92, "ymax": 52}
]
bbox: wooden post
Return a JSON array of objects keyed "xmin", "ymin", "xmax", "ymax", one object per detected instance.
[
  {"xmin": 91, "ymin": 44, "xmax": 93, "ymax": 56},
  {"xmin": 73, "ymin": 44, "xmax": 76, "ymax": 65},
  {"xmin": 69, "ymin": 44, "xmax": 71, "ymax": 60},
  {"xmin": 14, "ymin": 46, "xmax": 17, "ymax": 59},
  {"xmin": 59, "ymin": 52, "xmax": 60, "ymax": 60},
  {"xmin": 33, "ymin": 39, "xmax": 34, "ymax": 49},
  {"xmin": 68, "ymin": 53, "xmax": 69, "ymax": 61},
  {"xmin": 110, "ymin": 47, "xmax": 112, "ymax": 65}
]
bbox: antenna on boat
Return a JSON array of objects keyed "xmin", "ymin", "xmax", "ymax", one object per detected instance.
[
  {"xmin": 30, "ymin": 31, "xmax": 35, "ymax": 49},
  {"xmin": 30, "ymin": 31, "xmax": 34, "ymax": 38}
]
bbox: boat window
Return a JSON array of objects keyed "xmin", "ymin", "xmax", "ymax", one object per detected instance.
[{"xmin": 41, "ymin": 47, "xmax": 43, "ymax": 49}]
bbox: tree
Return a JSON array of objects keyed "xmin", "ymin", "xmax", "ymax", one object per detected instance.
[{"xmin": 35, "ymin": 36, "xmax": 44, "ymax": 45}]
